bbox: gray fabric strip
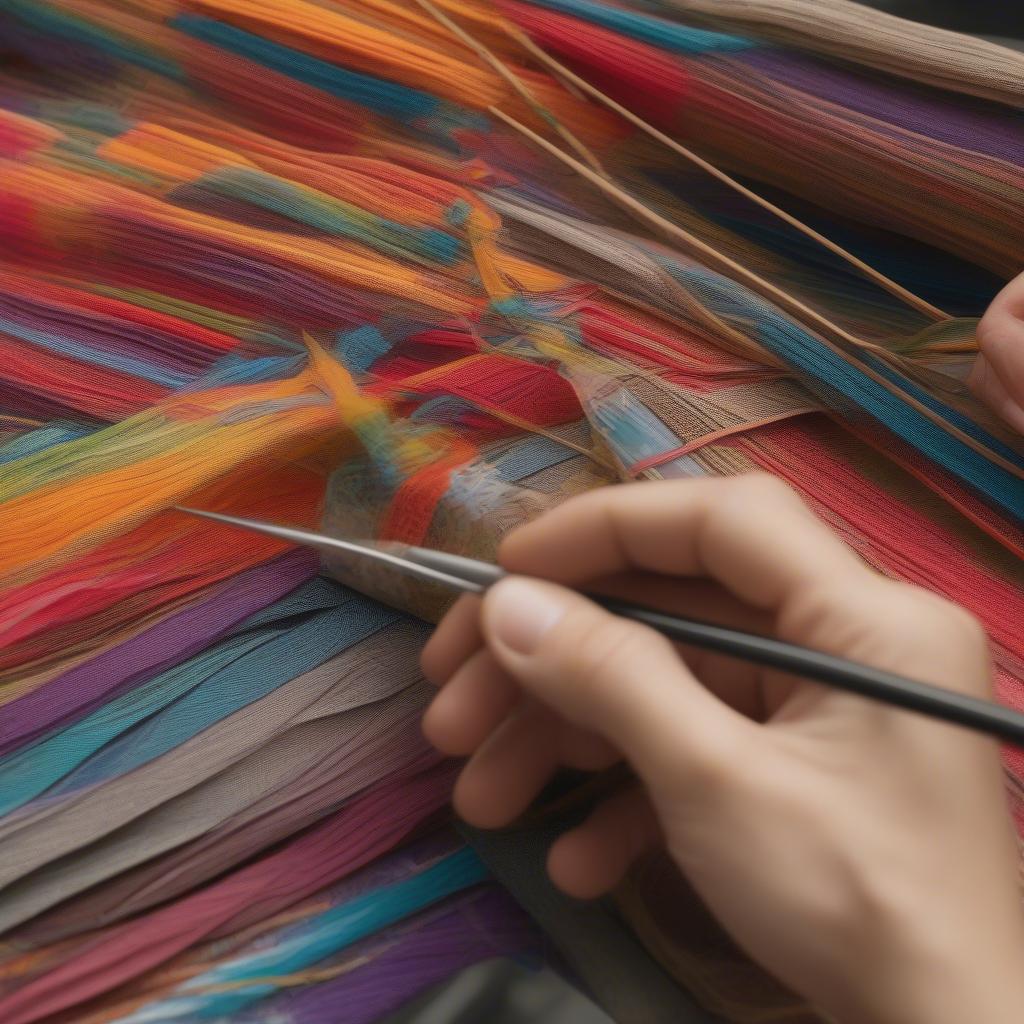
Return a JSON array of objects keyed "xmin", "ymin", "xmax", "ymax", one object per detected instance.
[{"xmin": 0, "ymin": 625, "xmax": 432, "ymax": 930}]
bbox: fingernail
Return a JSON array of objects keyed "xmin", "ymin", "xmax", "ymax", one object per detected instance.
[{"xmin": 488, "ymin": 578, "xmax": 567, "ymax": 654}]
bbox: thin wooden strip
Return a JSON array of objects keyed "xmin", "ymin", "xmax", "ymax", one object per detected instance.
[{"xmin": 505, "ymin": 24, "xmax": 949, "ymax": 322}]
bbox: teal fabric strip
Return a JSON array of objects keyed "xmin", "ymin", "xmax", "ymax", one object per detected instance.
[
  {"xmin": 189, "ymin": 168, "xmax": 462, "ymax": 265},
  {"xmin": 523, "ymin": 0, "xmax": 753, "ymax": 53},
  {"xmin": 655, "ymin": 257, "xmax": 1024, "ymax": 521},
  {"xmin": 335, "ymin": 325, "xmax": 394, "ymax": 374},
  {"xmin": 0, "ymin": 579, "xmax": 399, "ymax": 813},
  {"xmin": 110, "ymin": 847, "xmax": 489, "ymax": 1022},
  {"xmin": 3, "ymin": 0, "xmax": 185, "ymax": 80},
  {"xmin": 0, "ymin": 423, "xmax": 94, "ymax": 465},
  {"xmin": 171, "ymin": 14, "xmax": 485, "ymax": 134},
  {"xmin": 8, "ymin": 98, "xmax": 133, "ymax": 139}
]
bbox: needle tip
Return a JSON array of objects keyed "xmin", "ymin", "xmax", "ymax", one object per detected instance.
[
  {"xmin": 174, "ymin": 505, "xmax": 212, "ymax": 517},
  {"xmin": 173, "ymin": 506, "xmax": 236, "ymax": 524}
]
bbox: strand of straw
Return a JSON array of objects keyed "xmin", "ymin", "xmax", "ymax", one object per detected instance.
[
  {"xmin": 412, "ymin": 0, "xmax": 607, "ymax": 176},
  {"xmin": 505, "ymin": 24, "xmax": 949, "ymax": 322},
  {"xmin": 491, "ymin": 107, "xmax": 1024, "ymax": 481},
  {"xmin": 492, "ymin": 107, "xmax": 884, "ymax": 354}
]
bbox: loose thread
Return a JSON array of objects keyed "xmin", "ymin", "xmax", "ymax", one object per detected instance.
[
  {"xmin": 490, "ymin": 107, "xmax": 1024, "ymax": 481},
  {"xmin": 503, "ymin": 22, "xmax": 949, "ymax": 323},
  {"xmin": 413, "ymin": 0, "xmax": 608, "ymax": 177}
]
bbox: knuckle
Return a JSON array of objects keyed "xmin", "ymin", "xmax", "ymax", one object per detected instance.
[
  {"xmin": 947, "ymin": 606, "xmax": 988, "ymax": 650},
  {"xmin": 975, "ymin": 308, "xmax": 1005, "ymax": 351},
  {"xmin": 777, "ymin": 578, "xmax": 871, "ymax": 641},
  {"xmin": 880, "ymin": 581, "xmax": 987, "ymax": 646},
  {"xmin": 728, "ymin": 472, "xmax": 801, "ymax": 510},
  {"xmin": 781, "ymin": 577, "xmax": 992, "ymax": 693},
  {"xmin": 683, "ymin": 730, "xmax": 744, "ymax": 795},
  {"xmin": 556, "ymin": 613, "xmax": 661, "ymax": 697}
]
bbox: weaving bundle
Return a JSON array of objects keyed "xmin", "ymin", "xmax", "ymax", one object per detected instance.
[{"xmin": 1, "ymin": 0, "xmax": 1023, "ymax": 1021}]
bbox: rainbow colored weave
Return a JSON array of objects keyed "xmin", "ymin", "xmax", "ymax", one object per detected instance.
[{"xmin": 1, "ymin": 1, "xmax": 1023, "ymax": 1021}]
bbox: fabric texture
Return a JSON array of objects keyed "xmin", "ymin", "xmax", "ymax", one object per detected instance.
[{"xmin": 1, "ymin": 1, "xmax": 1023, "ymax": 1021}]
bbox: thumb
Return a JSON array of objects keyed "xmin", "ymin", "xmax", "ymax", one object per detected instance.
[
  {"xmin": 481, "ymin": 576, "xmax": 749, "ymax": 791},
  {"xmin": 969, "ymin": 354, "xmax": 1024, "ymax": 434}
]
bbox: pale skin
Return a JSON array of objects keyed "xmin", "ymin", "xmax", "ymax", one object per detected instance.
[
  {"xmin": 970, "ymin": 269, "xmax": 1024, "ymax": 432},
  {"xmin": 421, "ymin": 475, "xmax": 1024, "ymax": 1024}
]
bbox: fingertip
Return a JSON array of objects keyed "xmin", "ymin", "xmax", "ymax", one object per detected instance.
[
  {"xmin": 420, "ymin": 594, "xmax": 483, "ymax": 685},
  {"xmin": 547, "ymin": 788, "xmax": 662, "ymax": 899},
  {"xmin": 421, "ymin": 650, "xmax": 522, "ymax": 757},
  {"xmin": 452, "ymin": 707, "xmax": 561, "ymax": 828},
  {"xmin": 496, "ymin": 522, "xmax": 533, "ymax": 569},
  {"xmin": 987, "ymin": 272, "xmax": 1024, "ymax": 319},
  {"xmin": 547, "ymin": 830, "xmax": 619, "ymax": 900},
  {"xmin": 421, "ymin": 691, "xmax": 467, "ymax": 756},
  {"xmin": 481, "ymin": 577, "xmax": 571, "ymax": 657},
  {"xmin": 496, "ymin": 489, "xmax": 624, "ymax": 580},
  {"xmin": 977, "ymin": 282, "xmax": 1024, "ymax": 386},
  {"xmin": 452, "ymin": 765, "xmax": 517, "ymax": 829},
  {"xmin": 966, "ymin": 350, "xmax": 1024, "ymax": 433},
  {"xmin": 419, "ymin": 636, "xmax": 447, "ymax": 687}
]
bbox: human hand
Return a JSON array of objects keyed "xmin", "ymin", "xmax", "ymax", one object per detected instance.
[
  {"xmin": 421, "ymin": 476, "xmax": 1024, "ymax": 1024},
  {"xmin": 970, "ymin": 271, "xmax": 1024, "ymax": 433}
]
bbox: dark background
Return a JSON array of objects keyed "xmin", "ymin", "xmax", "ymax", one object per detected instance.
[{"xmin": 868, "ymin": 0, "xmax": 1024, "ymax": 40}]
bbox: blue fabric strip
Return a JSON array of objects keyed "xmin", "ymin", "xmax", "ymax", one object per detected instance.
[
  {"xmin": 110, "ymin": 847, "xmax": 488, "ymax": 1021},
  {"xmin": 0, "ymin": 320, "xmax": 194, "ymax": 388},
  {"xmin": 336, "ymin": 326, "xmax": 397, "ymax": 374},
  {"xmin": 656, "ymin": 258, "xmax": 1024, "ymax": 521},
  {"xmin": 523, "ymin": 0, "xmax": 753, "ymax": 53},
  {"xmin": 190, "ymin": 168, "xmax": 462, "ymax": 265},
  {"xmin": 0, "ymin": 579, "xmax": 400, "ymax": 813},
  {"xmin": 488, "ymin": 434, "xmax": 580, "ymax": 482},
  {"xmin": 864, "ymin": 352, "xmax": 1024, "ymax": 467},
  {"xmin": 0, "ymin": 422, "xmax": 94, "ymax": 465},
  {"xmin": 4, "ymin": 0, "xmax": 184, "ymax": 80},
  {"xmin": 199, "ymin": 352, "xmax": 306, "ymax": 388},
  {"xmin": 173, "ymin": 15, "xmax": 460, "ymax": 125}
]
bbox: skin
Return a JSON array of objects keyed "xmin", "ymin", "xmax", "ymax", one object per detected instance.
[
  {"xmin": 421, "ymin": 475, "xmax": 1024, "ymax": 1024},
  {"xmin": 970, "ymin": 270, "xmax": 1024, "ymax": 432}
]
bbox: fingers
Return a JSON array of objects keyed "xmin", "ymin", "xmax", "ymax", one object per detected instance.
[
  {"xmin": 498, "ymin": 475, "xmax": 871, "ymax": 611},
  {"xmin": 969, "ymin": 354, "xmax": 1024, "ymax": 434},
  {"xmin": 547, "ymin": 788, "xmax": 662, "ymax": 899},
  {"xmin": 453, "ymin": 703, "xmax": 561, "ymax": 827},
  {"xmin": 480, "ymin": 576, "xmax": 754, "ymax": 787},
  {"xmin": 577, "ymin": 573, "xmax": 769, "ymax": 716},
  {"xmin": 422, "ymin": 647, "xmax": 519, "ymax": 755},
  {"xmin": 421, "ymin": 594, "xmax": 482, "ymax": 686},
  {"xmin": 582, "ymin": 572, "xmax": 772, "ymax": 636},
  {"xmin": 784, "ymin": 575, "xmax": 991, "ymax": 698},
  {"xmin": 972, "ymin": 274, "xmax": 1024, "ymax": 431},
  {"xmin": 424, "ymin": 636, "xmax": 621, "ymax": 763},
  {"xmin": 449, "ymin": 696, "xmax": 620, "ymax": 828}
]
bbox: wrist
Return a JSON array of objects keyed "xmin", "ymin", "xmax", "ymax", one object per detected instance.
[{"xmin": 822, "ymin": 916, "xmax": 1024, "ymax": 1024}]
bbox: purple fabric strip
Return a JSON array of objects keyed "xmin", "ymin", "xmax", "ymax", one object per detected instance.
[
  {"xmin": 0, "ymin": 383, "xmax": 92, "ymax": 423},
  {"xmin": 0, "ymin": 296, "xmax": 218, "ymax": 378},
  {"xmin": 0, "ymin": 548, "xmax": 317, "ymax": 758},
  {"xmin": 249, "ymin": 886, "xmax": 542, "ymax": 1024},
  {"xmin": 738, "ymin": 49, "xmax": 1024, "ymax": 167}
]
